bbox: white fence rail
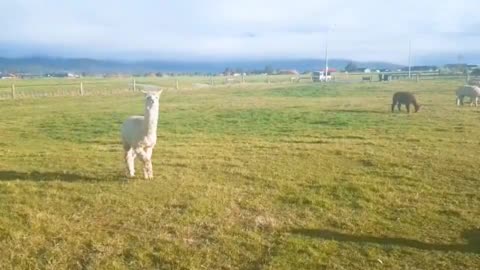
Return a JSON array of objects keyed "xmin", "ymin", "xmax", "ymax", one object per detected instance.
[{"xmin": 0, "ymin": 74, "xmax": 473, "ymax": 100}]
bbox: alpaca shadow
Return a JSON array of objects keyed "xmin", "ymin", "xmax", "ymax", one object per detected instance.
[
  {"xmin": 323, "ymin": 109, "xmax": 385, "ymax": 115},
  {"xmin": 0, "ymin": 170, "xmax": 100, "ymax": 182},
  {"xmin": 290, "ymin": 229, "xmax": 480, "ymax": 254}
]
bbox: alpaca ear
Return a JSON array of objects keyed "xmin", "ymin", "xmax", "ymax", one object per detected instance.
[{"xmin": 151, "ymin": 89, "xmax": 163, "ymax": 97}]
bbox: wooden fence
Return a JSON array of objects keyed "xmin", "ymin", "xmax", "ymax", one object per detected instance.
[
  {"xmin": 0, "ymin": 74, "xmax": 473, "ymax": 100},
  {"xmin": 0, "ymin": 80, "xmax": 139, "ymax": 100},
  {"xmin": 339, "ymin": 72, "xmax": 470, "ymax": 83}
]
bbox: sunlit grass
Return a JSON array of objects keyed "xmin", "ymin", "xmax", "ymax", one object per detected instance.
[{"xmin": 0, "ymin": 79, "xmax": 479, "ymax": 269}]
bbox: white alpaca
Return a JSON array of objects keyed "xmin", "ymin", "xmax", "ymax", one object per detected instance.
[
  {"xmin": 121, "ymin": 90, "xmax": 163, "ymax": 179},
  {"xmin": 456, "ymin": 85, "xmax": 480, "ymax": 106}
]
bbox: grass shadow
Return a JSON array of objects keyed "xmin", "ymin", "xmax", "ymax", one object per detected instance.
[
  {"xmin": 290, "ymin": 229, "xmax": 480, "ymax": 254},
  {"xmin": 0, "ymin": 170, "xmax": 100, "ymax": 182},
  {"xmin": 323, "ymin": 109, "xmax": 386, "ymax": 115}
]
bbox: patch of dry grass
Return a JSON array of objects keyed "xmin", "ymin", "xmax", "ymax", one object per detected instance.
[{"xmin": 0, "ymin": 79, "xmax": 479, "ymax": 269}]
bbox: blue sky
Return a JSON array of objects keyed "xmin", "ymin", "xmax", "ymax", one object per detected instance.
[{"xmin": 1, "ymin": 0, "xmax": 479, "ymax": 64}]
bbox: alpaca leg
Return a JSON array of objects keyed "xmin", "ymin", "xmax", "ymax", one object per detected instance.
[
  {"xmin": 456, "ymin": 97, "xmax": 460, "ymax": 106},
  {"xmin": 140, "ymin": 149, "xmax": 148, "ymax": 179},
  {"xmin": 135, "ymin": 148, "xmax": 152, "ymax": 180},
  {"xmin": 397, "ymin": 103, "xmax": 401, "ymax": 112},
  {"xmin": 406, "ymin": 103, "xmax": 410, "ymax": 113},
  {"xmin": 125, "ymin": 149, "xmax": 136, "ymax": 177},
  {"xmin": 145, "ymin": 147, "xmax": 154, "ymax": 179},
  {"xmin": 476, "ymin": 97, "xmax": 479, "ymax": 107},
  {"xmin": 391, "ymin": 103, "xmax": 395, "ymax": 113}
]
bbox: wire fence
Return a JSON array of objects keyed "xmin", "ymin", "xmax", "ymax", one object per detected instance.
[
  {"xmin": 0, "ymin": 73, "xmax": 472, "ymax": 100},
  {"xmin": 0, "ymin": 80, "xmax": 132, "ymax": 100}
]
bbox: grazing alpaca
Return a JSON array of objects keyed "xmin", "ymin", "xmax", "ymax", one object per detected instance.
[
  {"xmin": 456, "ymin": 85, "xmax": 480, "ymax": 106},
  {"xmin": 391, "ymin": 92, "xmax": 420, "ymax": 113},
  {"xmin": 121, "ymin": 90, "xmax": 163, "ymax": 179}
]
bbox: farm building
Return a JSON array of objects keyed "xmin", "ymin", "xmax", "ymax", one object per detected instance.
[
  {"xmin": 278, "ymin": 69, "xmax": 300, "ymax": 75},
  {"xmin": 401, "ymin": 66, "xmax": 439, "ymax": 72},
  {"xmin": 322, "ymin": 68, "xmax": 336, "ymax": 75},
  {"xmin": 0, "ymin": 73, "xmax": 17, "ymax": 79},
  {"xmin": 312, "ymin": 68, "xmax": 336, "ymax": 82},
  {"xmin": 444, "ymin": 64, "xmax": 478, "ymax": 72},
  {"xmin": 351, "ymin": 68, "xmax": 371, "ymax": 73}
]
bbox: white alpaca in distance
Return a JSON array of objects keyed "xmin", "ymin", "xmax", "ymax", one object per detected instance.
[
  {"xmin": 121, "ymin": 89, "xmax": 163, "ymax": 179},
  {"xmin": 456, "ymin": 85, "xmax": 480, "ymax": 106}
]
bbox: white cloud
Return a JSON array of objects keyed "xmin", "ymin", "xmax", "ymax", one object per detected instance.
[{"xmin": 0, "ymin": 0, "xmax": 479, "ymax": 63}]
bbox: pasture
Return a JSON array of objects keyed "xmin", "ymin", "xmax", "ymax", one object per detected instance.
[{"xmin": 0, "ymin": 78, "xmax": 479, "ymax": 269}]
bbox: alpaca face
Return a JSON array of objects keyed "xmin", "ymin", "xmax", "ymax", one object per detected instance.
[
  {"xmin": 414, "ymin": 104, "xmax": 421, "ymax": 112},
  {"xmin": 146, "ymin": 94, "xmax": 159, "ymax": 109},
  {"xmin": 144, "ymin": 90, "xmax": 162, "ymax": 109}
]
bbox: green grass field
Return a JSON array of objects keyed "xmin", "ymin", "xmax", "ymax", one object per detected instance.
[{"xmin": 0, "ymin": 78, "xmax": 479, "ymax": 269}]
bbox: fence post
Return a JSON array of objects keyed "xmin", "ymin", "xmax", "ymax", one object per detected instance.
[
  {"xmin": 80, "ymin": 82, "xmax": 84, "ymax": 96},
  {"xmin": 210, "ymin": 77, "xmax": 214, "ymax": 86},
  {"xmin": 176, "ymin": 79, "xmax": 179, "ymax": 90},
  {"xmin": 241, "ymin": 74, "xmax": 245, "ymax": 84},
  {"xmin": 416, "ymin": 74, "xmax": 420, "ymax": 82},
  {"xmin": 133, "ymin": 79, "xmax": 136, "ymax": 91},
  {"xmin": 11, "ymin": 84, "xmax": 15, "ymax": 99}
]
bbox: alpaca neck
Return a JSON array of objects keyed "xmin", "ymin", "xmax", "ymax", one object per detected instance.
[
  {"xmin": 143, "ymin": 104, "xmax": 159, "ymax": 138},
  {"xmin": 412, "ymin": 100, "xmax": 419, "ymax": 108}
]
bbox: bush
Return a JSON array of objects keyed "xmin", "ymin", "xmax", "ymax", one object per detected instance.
[{"xmin": 470, "ymin": 69, "xmax": 480, "ymax": 76}]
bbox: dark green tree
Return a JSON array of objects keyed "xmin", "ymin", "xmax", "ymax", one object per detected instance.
[
  {"xmin": 264, "ymin": 65, "xmax": 274, "ymax": 75},
  {"xmin": 470, "ymin": 69, "xmax": 480, "ymax": 76},
  {"xmin": 345, "ymin": 61, "xmax": 358, "ymax": 72}
]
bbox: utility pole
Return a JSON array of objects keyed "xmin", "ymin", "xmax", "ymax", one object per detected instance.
[
  {"xmin": 324, "ymin": 31, "xmax": 329, "ymax": 82},
  {"xmin": 408, "ymin": 40, "xmax": 412, "ymax": 79},
  {"xmin": 324, "ymin": 25, "xmax": 335, "ymax": 82}
]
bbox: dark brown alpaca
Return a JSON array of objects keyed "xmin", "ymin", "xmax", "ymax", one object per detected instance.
[{"xmin": 391, "ymin": 92, "xmax": 420, "ymax": 113}]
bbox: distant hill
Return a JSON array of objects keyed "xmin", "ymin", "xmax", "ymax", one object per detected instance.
[
  {"xmin": 0, "ymin": 57, "xmax": 404, "ymax": 74},
  {"xmin": 415, "ymin": 53, "xmax": 480, "ymax": 66}
]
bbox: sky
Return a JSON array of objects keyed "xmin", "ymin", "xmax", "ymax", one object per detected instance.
[{"xmin": 1, "ymin": 0, "xmax": 479, "ymax": 64}]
